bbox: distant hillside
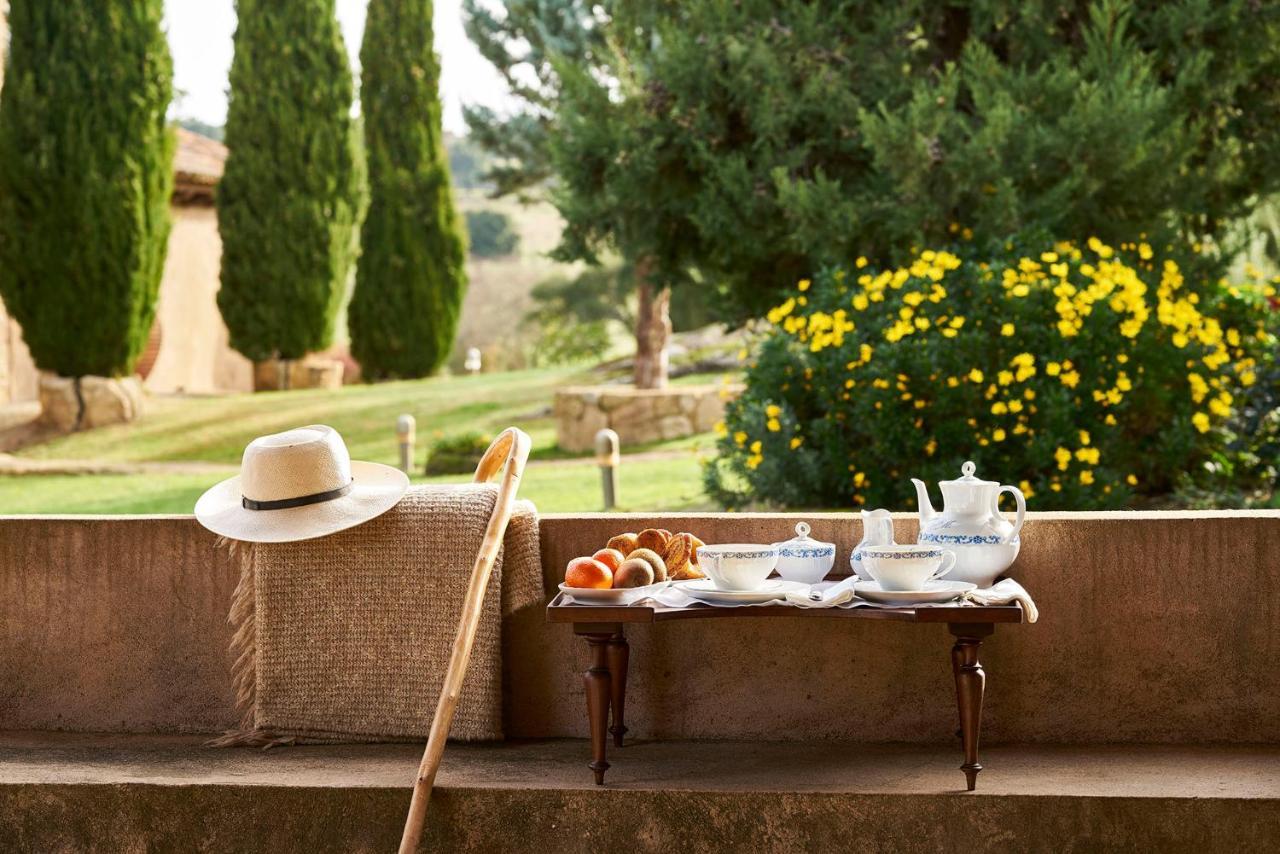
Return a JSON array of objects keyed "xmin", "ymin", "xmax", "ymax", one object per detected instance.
[{"xmin": 175, "ymin": 118, "xmax": 224, "ymax": 142}]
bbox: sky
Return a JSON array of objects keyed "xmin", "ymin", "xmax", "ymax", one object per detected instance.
[{"xmin": 164, "ymin": 0, "xmax": 516, "ymax": 135}]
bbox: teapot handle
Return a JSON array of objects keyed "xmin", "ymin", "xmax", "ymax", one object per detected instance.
[{"xmin": 994, "ymin": 485, "xmax": 1026, "ymax": 544}]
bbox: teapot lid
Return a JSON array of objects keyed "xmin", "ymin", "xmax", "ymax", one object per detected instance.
[
  {"xmin": 776, "ymin": 521, "xmax": 834, "ymax": 548},
  {"xmin": 940, "ymin": 460, "xmax": 998, "ymax": 487}
]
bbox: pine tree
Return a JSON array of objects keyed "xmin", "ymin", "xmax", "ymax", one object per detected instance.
[
  {"xmin": 217, "ymin": 0, "xmax": 364, "ymax": 364},
  {"xmin": 0, "ymin": 0, "xmax": 174, "ymax": 379},
  {"xmin": 349, "ymin": 0, "xmax": 467, "ymax": 379},
  {"xmin": 521, "ymin": 1, "xmax": 1280, "ymax": 321}
]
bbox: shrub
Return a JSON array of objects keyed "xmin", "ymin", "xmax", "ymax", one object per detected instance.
[
  {"xmin": 218, "ymin": 0, "xmax": 364, "ymax": 363},
  {"xmin": 466, "ymin": 209, "xmax": 519, "ymax": 258},
  {"xmin": 349, "ymin": 0, "xmax": 468, "ymax": 381},
  {"xmin": 424, "ymin": 431, "xmax": 491, "ymax": 476},
  {"xmin": 705, "ymin": 237, "xmax": 1276, "ymax": 510},
  {"xmin": 0, "ymin": 0, "xmax": 174, "ymax": 378}
]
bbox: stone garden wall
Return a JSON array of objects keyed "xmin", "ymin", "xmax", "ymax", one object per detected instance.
[{"xmin": 554, "ymin": 384, "xmax": 741, "ymax": 452}]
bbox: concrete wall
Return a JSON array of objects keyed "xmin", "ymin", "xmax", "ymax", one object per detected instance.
[{"xmin": 1, "ymin": 512, "xmax": 1277, "ymax": 744}]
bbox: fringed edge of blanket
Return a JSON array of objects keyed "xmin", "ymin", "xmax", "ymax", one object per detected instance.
[{"xmin": 206, "ymin": 536, "xmax": 299, "ymax": 749}]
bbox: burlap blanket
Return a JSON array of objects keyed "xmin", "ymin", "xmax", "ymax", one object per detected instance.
[{"xmin": 214, "ymin": 484, "xmax": 541, "ymax": 746}]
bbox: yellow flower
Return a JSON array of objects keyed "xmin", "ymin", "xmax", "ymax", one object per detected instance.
[
  {"xmin": 997, "ymin": 370, "xmax": 1014, "ymax": 386},
  {"xmin": 1054, "ymin": 447, "xmax": 1072, "ymax": 471},
  {"xmin": 746, "ymin": 454, "xmax": 763, "ymax": 470},
  {"xmin": 1060, "ymin": 370, "xmax": 1080, "ymax": 388},
  {"xmin": 765, "ymin": 404, "xmax": 782, "ymax": 418},
  {"xmin": 749, "ymin": 440, "xmax": 762, "ymax": 454},
  {"xmin": 1126, "ymin": 474, "xmax": 1138, "ymax": 486},
  {"xmin": 1007, "ymin": 400, "xmax": 1023, "ymax": 413},
  {"xmin": 925, "ymin": 439, "xmax": 937, "ymax": 456},
  {"xmin": 714, "ymin": 421, "xmax": 728, "ymax": 438},
  {"xmin": 766, "ymin": 418, "xmax": 781, "ymax": 432},
  {"xmin": 991, "ymin": 401, "xmax": 1008, "ymax": 415},
  {"xmin": 855, "ymin": 256, "xmax": 868, "ymax": 268},
  {"xmin": 853, "ymin": 471, "xmax": 867, "ymax": 488},
  {"xmin": 798, "ymin": 279, "xmax": 811, "ymax": 292},
  {"xmin": 1046, "ymin": 362, "xmax": 1061, "ymax": 376},
  {"xmin": 1019, "ymin": 480, "xmax": 1035, "ymax": 499},
  {"xmin": 790, "ymin": 436, "xmax": 803, "ymax": 450},
  {"xmin": 1079, "ymin": 470, "xmax": 1095, "ymax": 485},
  {"xmin": 1104, "ymin": 414, "xmax": 1117, "ymax": 426},
  {"xmin": 968, "ymin": 368, "xmax": 984, "ymax": 383},
  {"xmin": 992, "ymin": 428, "xmax": 1007, "ymax": 442},
  {"xmin": 1079, "ymin": 430, "xmax": 1091, "ymax": 446},
  {"xmin": 734, "ymin": 431, "xmax": 747, "ymax": 446},
  {"xmin": 1192, "ymin": 412, "xmax": 1210, "ymax": 433},
  {"xmin": 1001, "ymin": 323, "xmax": 1015, "ymax": 337}
]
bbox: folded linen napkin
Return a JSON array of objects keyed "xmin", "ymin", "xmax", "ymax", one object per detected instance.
[
  {"xmin": 782, "ymin": 576, "xmax": 859, "ymax": 608},
  {"xmin": 963, "ymin": 577, "xmax": 1038, "ymax": 623}
]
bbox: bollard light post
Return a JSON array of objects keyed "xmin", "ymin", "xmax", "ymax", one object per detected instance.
[
  {"xmin": 595, "ymin": 428, "xmax": 620, "ymax": 510},
  {"xmin": 396, "ymin": 414, "xmax": 416, "ymax": 475}
]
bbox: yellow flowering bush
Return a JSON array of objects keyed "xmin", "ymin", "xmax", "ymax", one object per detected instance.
[{"xmin": 705, "ymin": 239, "xmax": 1277, "ymax": 510}]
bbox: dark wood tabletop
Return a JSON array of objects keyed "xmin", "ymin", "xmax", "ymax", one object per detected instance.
[{"xmin": 545, "ymin": 591, "xmax": 1025, "ymax": 624}]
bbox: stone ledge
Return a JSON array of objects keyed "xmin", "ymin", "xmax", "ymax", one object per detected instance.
[
  {"xmin": 2, "ymin": 735, "xmax": 1277, "ymax": 852},
  {"xmin": 554, "ymin": 383, "xmax": 741, "ymax": 451}
]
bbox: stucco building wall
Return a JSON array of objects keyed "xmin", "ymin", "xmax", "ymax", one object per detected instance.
[{"xmin": 145, "ymin": 206, "xmax": 251, "ymax": 394}]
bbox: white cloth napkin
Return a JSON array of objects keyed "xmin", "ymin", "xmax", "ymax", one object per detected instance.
[{"xmin": 963, "ymin": 577, "xmax": 1039, "ymax": 623}]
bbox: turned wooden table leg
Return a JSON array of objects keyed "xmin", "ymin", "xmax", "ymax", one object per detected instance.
[
  {"xmin": 607, "ymin": 631, "xmax": 629, "ymax": 747},
  {"xmin": 949, "ymin": 623, "xmax": 994, "ymax": 791},
  {"xmin": 582, "ymin": 632, "xmax": 613, "ymax": 784}
]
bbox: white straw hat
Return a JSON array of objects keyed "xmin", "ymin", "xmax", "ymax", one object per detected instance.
[{"xmin": 195, "ymin": 425, "xmax": 409, "ymax": 543}]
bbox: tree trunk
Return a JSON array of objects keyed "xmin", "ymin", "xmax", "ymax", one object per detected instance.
[{"xmin": 633, "ymin": 264, "xmax": 671, "ymax": 390}]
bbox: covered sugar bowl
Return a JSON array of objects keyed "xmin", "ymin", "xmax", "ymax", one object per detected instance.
[{"xmin": 772, "ymin": 522, "xmax": 835, "ymax": 584}]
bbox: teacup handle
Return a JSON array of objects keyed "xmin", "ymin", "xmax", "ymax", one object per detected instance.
[
  {"xmin": 930, "ymin": 550, "xmax": 956, "ymax": 582},
  {"xmin": 994, "ymin": 485, "xmax": 1027, "ymax": 544}
]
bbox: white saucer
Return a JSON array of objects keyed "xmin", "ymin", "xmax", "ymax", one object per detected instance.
[
  {"xmin": 682, "ymin": 578, "xmax": 807, "ymax": 605},
  {"xmin": 854, "ymin": 580, "xmax": 976, "ymax": 606},
  {"xmin": 559, "ymin": 580, "xmax": 670, "ymax": 605}
]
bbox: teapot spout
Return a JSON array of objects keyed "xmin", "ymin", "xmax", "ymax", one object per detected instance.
[{"xmin": 910, "ymin": 478, "xmax": 936, "ymax": 526}]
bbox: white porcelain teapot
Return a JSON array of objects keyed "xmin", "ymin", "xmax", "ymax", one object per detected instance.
[{"xmin": 910, "ymin": 461, "xmax": 1025, "ymax": 588}]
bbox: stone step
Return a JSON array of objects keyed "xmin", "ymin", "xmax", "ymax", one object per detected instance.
[{"xmin": 2, "ymin": 733, "xmax": 1277, "ymax": 852}]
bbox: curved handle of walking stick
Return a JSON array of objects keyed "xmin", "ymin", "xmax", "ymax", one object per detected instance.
[
  {"xmin": 399, "ymin": 427, "xmax": 531, "ymax": 853},
  {"xmin": 472, "ymin": 426, "xmax": 531, "ymax": 485}
]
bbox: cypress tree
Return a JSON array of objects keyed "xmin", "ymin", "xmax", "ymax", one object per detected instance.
[
  {"xmin": 0, "ymin": 0, "xmax": 174, "ymax": 379},
  {"xmin": 218, "ymin": 0, "xmax": 364, "ymax": 363},
  {"xmin": 349, "ymin": 0, "xmax": 468, "ymax": 380}
]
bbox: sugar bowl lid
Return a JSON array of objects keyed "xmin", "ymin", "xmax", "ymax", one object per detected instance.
[
  {"xmin": 940, "ymin": 460, "xmax": 998, "ymax": 487},
  {"xmin": 774, "ymin": 521, "xmax": 835, "ymax": 550}
]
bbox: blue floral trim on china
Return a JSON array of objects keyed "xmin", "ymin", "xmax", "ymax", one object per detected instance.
[
  {"xmin": 919, "ymin": 533, "xmax": 1003, "ymax": 545},
  {"xmin": 779, "ymin": 545, "xmax": 834, "ymax": 558},
  {"xmin": 699, "ymin": 549, "xmax": 775, "ymax": 559},
  {"xmin": 861, "ymin": 549, "xmax": 943, "ymax": 559}
]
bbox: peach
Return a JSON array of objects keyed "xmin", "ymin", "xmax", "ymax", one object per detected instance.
[
  {"xmin": 592, "ymin": 548, "xmax": 626, "ymax": 573},
  {"xmin": 565, "ymin": 557, "xmax": 612, "ymax": 589}
]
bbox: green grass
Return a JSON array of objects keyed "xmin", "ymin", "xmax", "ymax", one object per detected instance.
[{"xmin": 0, "ymin": 367, "xmax": 721, "ymax": 514}]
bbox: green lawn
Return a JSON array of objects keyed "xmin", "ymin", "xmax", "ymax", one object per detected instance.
[{"xmin": 0, "ymin": 367, "xmax": 721, "ymax": 514}]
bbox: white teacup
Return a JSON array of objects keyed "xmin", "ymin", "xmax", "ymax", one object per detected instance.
[
  {"xmin": 861, "ymin": 545, "xmax": 955, "ymax": 592},
  {"xmin": 695, "ymin": 544, "xmax": 778, "ymax": 591}
]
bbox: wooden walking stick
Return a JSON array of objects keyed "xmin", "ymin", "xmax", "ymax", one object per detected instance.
[{"xmin": 399, "ymin": 427, "xmax": 531, "ymax": 853}]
